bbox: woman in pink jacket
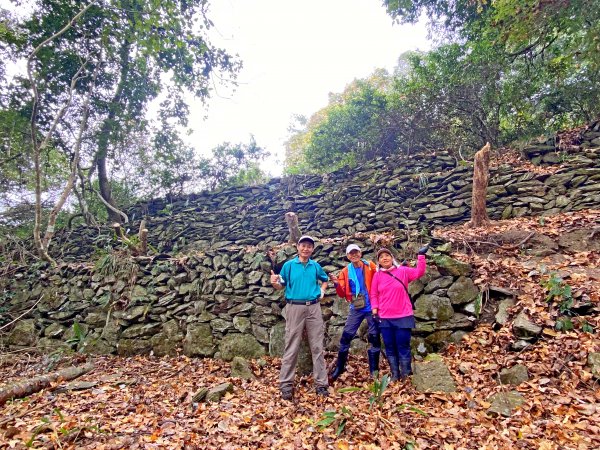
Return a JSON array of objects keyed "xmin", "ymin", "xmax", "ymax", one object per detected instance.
[{"xmin": 370, "ymin": 245, "xmax": 428, "ymax": 380}]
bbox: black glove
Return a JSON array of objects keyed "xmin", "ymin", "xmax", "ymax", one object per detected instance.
[
  {"xmin": 372, "ymin": 312, "xmax": 381, "ymax": 322},
  {"xmin": 400, "ymin": 260, "xmax": 408, "ymax": 266},
  {"xmin": 418, "ymin": 244, "xmax": 430, "ymax": 255}
]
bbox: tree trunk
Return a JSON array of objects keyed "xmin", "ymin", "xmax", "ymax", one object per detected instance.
[
  {"xmin": 95, "ymin": 38, "xmax": 132, "ymax": 224},
  {"xmin": 467, "ymin": 142, "xmax": 491, "ymax": 228},
  {"xmin": 285, "ymin": 212, "xmax": 302, "ymax": 243},
  {"xmin": 0, "ymin": 363, "xmax": 94, "ymax": 406}
]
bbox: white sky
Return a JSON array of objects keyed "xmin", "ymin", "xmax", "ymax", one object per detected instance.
[{"xmin": 191, "ymin": 0, "xmax": 431, "ymax": 175}]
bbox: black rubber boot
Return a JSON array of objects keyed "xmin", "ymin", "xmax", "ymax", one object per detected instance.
[
  {"xmin": 330, "ymin": 350, "xmax": 349, "ymax": 381},
  {"xmin": 399, "ymin": 358, "xmax": 413, "ymax": 378},
  {"xmin": 368, "ymin": 351, "xmax": 380, "ymax": 377},
  {"xmin": 387, "ymin": 355, "xmax": 400, "ymax": 382}
]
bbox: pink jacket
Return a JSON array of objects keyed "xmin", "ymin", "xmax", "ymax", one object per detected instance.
[{"xmin": 370, "ymin": 255, "xmax": 426, "ymax": 319}]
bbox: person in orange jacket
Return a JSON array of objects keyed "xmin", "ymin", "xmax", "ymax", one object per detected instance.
[{"xmin": 329, "ymin": 244, "xmax": 382, "ymax": 381}]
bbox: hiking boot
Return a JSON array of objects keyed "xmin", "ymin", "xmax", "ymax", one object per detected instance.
[
  {"xmin": 281, "ymin": 389, "xmax": 293, "ymax": 401},
  {"xmin": 316, "ymin": 386, "xmax": 329, "ymax": 397},
  {"xmin": 368, "ymin": 350, "xmax": 380, "ymax": 377},
  {"xmin": 330, "ymin": 350, "xmax": 349, "ymax": 382}
]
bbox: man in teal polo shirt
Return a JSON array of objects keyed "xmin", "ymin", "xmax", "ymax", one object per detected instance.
[{"xmin": 270, "ymin": 235, "xmax": 329, "ymax": 400}]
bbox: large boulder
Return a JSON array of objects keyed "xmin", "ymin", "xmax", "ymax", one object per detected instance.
[
  {"xmin": 412, "ymin": 355, "xmax": 456, "ymax": 393},
  {"xmin": 218, "ymin": 333, "xmax": 265, "ymax": 361},
  {"xmin": 269, "ymin": 322, "xmax": 312, "ymax": 375},
  {"xmin": 447, "ymin": 276, "xmax": 479, "ymax": 305},
  {"xmin": 432, "ymin": 255, "xmax": 472, "ymax": 276},
  {"xmin": 7, "ymin": 319, "xmax": 39, "ymax": 347},
  {"xmin": 183, "ymin": 323, "xmax": 215, "ymax": 357},
  {"xmin": 413, "ymin": 295, "xmax": 454, "ymax": 321},
  {"xmin": 151, "ymin": 320, "xmax": 184, "ymax": 356}
]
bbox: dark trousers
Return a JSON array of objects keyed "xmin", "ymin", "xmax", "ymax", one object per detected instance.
[
  {"xmin": 339, "ymin": 308, "xmax": 381, "ymax": 354},
  {"xmin": 380, "ymin": 324, "xmax": 412, "ymax": 376}
]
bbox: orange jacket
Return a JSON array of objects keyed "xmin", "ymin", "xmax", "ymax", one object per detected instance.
[{"xmin": 335, "ymin": 260, "xmax": 377, "ymax": 302}]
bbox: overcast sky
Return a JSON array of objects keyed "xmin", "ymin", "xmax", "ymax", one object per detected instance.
[{"xmin": 191, "ymin": 0, "xmax": 431, "ymax": 176}]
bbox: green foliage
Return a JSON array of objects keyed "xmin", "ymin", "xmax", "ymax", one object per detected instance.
[
  {"xmin": 65, "ymin": 322, "xmax": 87, "ymax": 347},
  {"xmin": 397, "ymin": 403, "xmax": 429, "ymax": 416},
  {"xmin": 1, "ymin": 0, "xmax": 241, "ymax": 224},
  {"xmin": 540, "ymin": 273, "xmax": 573, "ymax": 314},
  {"xmin": 26, "ymin": 407, "xmax": 103, "ymax": 447},
  {"xmin": 285, "ymin": 0, "xmax": 600, "ymax": 174},
  {"xmin": 197, "ymin": 138, "xmax": 270, "ymax": 191},
  {"xmin": 301, "ymin": 186, "xmax": 324, "ymax": 196},
  {"xmin": 581, "ymin": 321, "xmax": 594, "ymax": 334},
  {"xmin": 555, "ymin": 317, "xmax": 574, "ymax": 332},
  {"xmin": 315, "ymin": 407, "xmax": 353, "ymax": 436},
  {"xmin": 473, "ymin": 293, "xmax": 482, "ymax": 319},
  {"xmin": 368, "ymin": 373, "xmax": 391, "ymax": 410}
]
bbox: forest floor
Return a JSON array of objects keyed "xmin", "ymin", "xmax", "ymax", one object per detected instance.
[{"xmin": 1, "ymin": 208, "xmax": 599, "ymax": 450}]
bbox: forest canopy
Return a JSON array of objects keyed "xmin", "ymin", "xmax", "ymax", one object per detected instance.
[{"xmin": 284, "ymin": 0, "xmax": 600, "ymax": 173}]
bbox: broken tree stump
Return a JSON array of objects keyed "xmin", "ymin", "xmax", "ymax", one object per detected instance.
[
  {"xmin": 0, "ymin": 362, "xmax": 94, "ymax": 405},
  {"xmin": 285, "ymin": 212, "xmax": 302, "ymax": 243},
  {"xmin": 467, "ymin": 142, "xmax": 491, "ymax": 228}
]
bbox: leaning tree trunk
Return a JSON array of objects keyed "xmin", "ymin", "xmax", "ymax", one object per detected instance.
[
  {"xmin": 95, "ymin": 38, "xmax": 132, "ymax": 224},
  {"xmin": 467, "ymin": 142, "xmax": 491, "ymax": 228}
]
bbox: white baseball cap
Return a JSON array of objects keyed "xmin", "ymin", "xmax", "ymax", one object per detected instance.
[
  {"xmin": 346, "ymin": 244, "xmax": 361, "ymax": 254},
  {"xmin": 298, "ymin": 235, "xmax": 315, "ymax": 245}
]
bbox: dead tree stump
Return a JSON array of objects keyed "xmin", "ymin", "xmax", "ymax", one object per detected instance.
[
  {"xmin": 467, "ymin": 142, "xmax": 491, "ymax": 228},
  {"xmin": 285, "ymin": 212, "xmax": 302, "ymax": 244}
]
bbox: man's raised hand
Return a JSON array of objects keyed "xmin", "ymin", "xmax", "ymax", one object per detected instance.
[{"xmin": 270, "ymin": 270, "xmax": 279, "ymax": 285}]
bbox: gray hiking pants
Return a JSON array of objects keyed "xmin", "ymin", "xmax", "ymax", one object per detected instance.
[{"xmin": 279, "ymin": 302, "xmax": 328, "ymax": 391}]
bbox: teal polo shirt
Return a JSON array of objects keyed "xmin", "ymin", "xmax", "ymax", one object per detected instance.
[{"xmin": 280, "ymin": 257, "xmax": 328, "ymax": 301}]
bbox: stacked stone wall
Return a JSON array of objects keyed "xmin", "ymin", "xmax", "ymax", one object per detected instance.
[{"xmin": 2, "ymin": 123, "xmax": 600, "ymax": 359}]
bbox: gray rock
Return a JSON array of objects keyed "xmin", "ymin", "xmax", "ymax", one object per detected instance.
[
  {"xmin": 218, "ymin": 333, "xmax": 265, "ymax": 361},
  {"xmin": 210, "ymin": 318, "xmax": 233, "ymax": 333},
  {"xmin": 423, "ymin": 276, "xmax": 454, "ymax": 294},
  {"xmin": 230, "ymin": 356, "xmax": 255, "ymax": 380},
  {"xmin": 413, "ymin": 295, "xmax": 454, "ymax": 321},
  {"xmin": 432, "ymin": 255, "xmax": 472, "ymax": 276},
  {"xmin": 7, "ymin": 319, "xmax": 39, "ymax": 346},
  {"xmin": 44, "ymin": 322, "xmax": 66, "ymax": 338},
  {"xmin": 495, "ymin": 299, "xmax": 515, "ymax": 326},
  {"xmin": 412, "ymin": 355, "xmax": 456, "ymax": 393},
  {"xmin": 513, "ymin": 311, "xmax": 542, "ymax": 339},
  {"xmin": 435, "ymin": 313, "xmax": 474, "ymax": 330},
  {"xmin": 233, "ymin": 316, "xmax": 252, "ymax": 333},
  {"xmin": 122, "ymin": 306, "xmax": 148, "ymax": 321},
  {"xmin": 117, "ymin": 338, "xmax": 152, "ymax": 356},
  {"xmin": 151, "ymin": 320, "xmax": 184, "ymax": 356},
  {"xmin": 447, "ymin": 276, "xmax": 479, "ymax": 305},
  {"xmin": 424, "ymin": 331, "xmax": 452, "ymax": 351},
  {"xmin": 121, "ymin": 323, "xmax": 161, "ymax": 339},
  {"xmin": 487, "ymin": 391, "xmax": 525, "ymax": 417},
  {"xmin": 206, "ymin": 382, "xmax": 234, "ymax": 402},
  {"xmin": 184, "ymin": 323, "xmax": 215, "ymax": 357},
  {"xmin": 499, "ymin": 364, "xmax": 529, "ymax": 385},
  {"xmin": 231, "ymin": 272, "xmax": 247, "ymax": 290},
  {"xmin": 588, "ymin": 352, "xmax": 600, "ymax": 379}
]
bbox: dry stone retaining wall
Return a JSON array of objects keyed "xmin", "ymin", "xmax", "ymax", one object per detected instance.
[{"xmin": 2, "ymin": 125, "xmax": 600, "ymax": 360}]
